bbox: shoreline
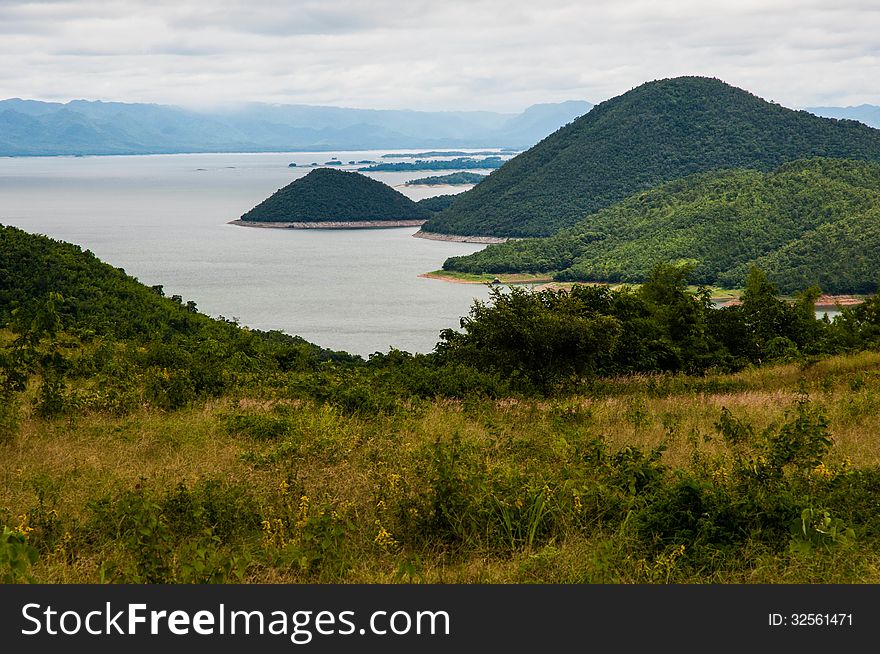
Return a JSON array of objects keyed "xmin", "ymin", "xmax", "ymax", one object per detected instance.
[
  {"xmin": 412, "ymin": 230, "xmax": 509, "ymax": 244},
  {"xmin": 419, "ymin": 271, "xmax": 554, "ymax": 285},
  {"xmin": 403, "ymin": 183, "xmax": 477, "ymax": 188},
  {"xmin": 229, "ymin": 219, "xmax": 427, "ymax": 229},
  {"xmin": 715, "ymin": 294, "xmax": 865, "ymax": 309},
  {"xmin": 422, "ymin": 273, "xmax": 869, "ymax": 308}
]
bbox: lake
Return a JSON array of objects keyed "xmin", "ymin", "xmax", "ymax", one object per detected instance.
[{"xmin": 0, "ymin": 151, "xmax": 496, "ymax": 356}]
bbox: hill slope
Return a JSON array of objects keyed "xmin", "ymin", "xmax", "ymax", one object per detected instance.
[
  {"xmin": 422, "ymin": 76, "xmax": 880, "ymax": 238},
  {"xmin": 0, "ymin": 224, "xmax": 346, "ymax": 363},
  {"xmin": 240, "ymin": 168, "xmax": 430, "ymax": 223},
  {"xmin": 443, "ymin": 158, "xmax": 880, "ymax": 293}
]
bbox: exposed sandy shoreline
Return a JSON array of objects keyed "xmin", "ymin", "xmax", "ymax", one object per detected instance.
[
  {"xmin": 709, "ymin": 294, "xmax": 865, "ymax": 309},
  {"xmin": 417, "ymin": 273, "xmax": 479, "ymax": 284},
  {"xmin": 229, "ymin": 219, "xmax": 427, "ymax": 229},
  {"xmin": 419, "ymin": 271, "xmax": 553, "ymax": 285},
  {"xmin": 412, "ymin": 230, "xmax": 509, "ymax": 244},
  {"xmin": 422, "ymin": 275, "xmax": 869, "ymax": 308}
]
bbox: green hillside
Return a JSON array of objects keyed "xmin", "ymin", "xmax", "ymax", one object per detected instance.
[
  {"xmin": 719, "ymin": 205, "xmax": 880, "ymax": 293},
  {"xmin": 416, "ymin": 194, "xmax": 458, "ymax": 213},
  {"xmin": 443, "ymin": 158, "xmax": 880, "ymax": 293},
  {"xmin": 423, "ymin": 76, "xmax": 880, "ymax": 237},
  {"xmin": 240, "ymin": 168, "xmax": 430, "ymax": 222},
  {"xmin": 0, "ymin": 225, "xmax": 355, "ymax": 410},
  {"xmin": 2, "ymin": 225, "xmax": 290, "ymax": 344},
  {"xmin": 12, "ymin": 224, "xmax": 880, "ymax": 584},
  {"xmin": 405, "ymin": 172, "xmax": 486, "ymax": 185}
]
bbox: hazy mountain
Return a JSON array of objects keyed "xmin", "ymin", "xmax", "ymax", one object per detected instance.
[
  {"xmin": 491, "ymin": 100, "xmax": 592, "ymax": 147},
  {"xmin": 0, "ymin": 98, "xmax": 591, "ymax": 156},
  {"xmin": 0, "ymin": 100, "xmax": 251, "ymax": 155},
  {"xmin": 805, "ymin": 105, "xmax": 880, "ymax": 129},
  {"xmin": 421, "ymin": 76, "xmax": 880, "ymax": 238}
]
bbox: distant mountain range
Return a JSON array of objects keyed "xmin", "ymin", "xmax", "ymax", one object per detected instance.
[
  {"xmin": 805, "ymin": 105, "xmax": 880, "ymax": 129},
  {"xmin": 0, "ymin": 98, "xmax": 592, "ymax": 156}
]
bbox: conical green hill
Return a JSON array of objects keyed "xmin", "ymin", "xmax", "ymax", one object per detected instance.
[
  {"xmin": 241, "ymin": 168, "xmax": 430, "ymax": 222},
  {"xmin": 423, "ymin": 76, "xmax": 880, "ymax": 237}
]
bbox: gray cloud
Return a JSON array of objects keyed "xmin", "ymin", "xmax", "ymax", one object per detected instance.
[{"xmin": 0, "ymin": 0, "xmax": 877, "ymax": 110}]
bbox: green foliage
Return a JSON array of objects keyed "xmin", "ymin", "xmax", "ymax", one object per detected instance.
[
  {"xmin": 93, "ymin": 489, "xmax": 175, "ymax": 583},
  {"xmin": 240, "ymin": 168, "xmax": 430, "ymax": 222},
  {"xmin": 91, "ymin": 484, "xmax": 253, "ymax": 584},
  {"xmin": 0, "ymin": 225, "xmax": 342, "ymax": 359},
  {"xmin": 260, "ymin": 485, "xmax": 354, "ymax": 581},
  {"xmin": 406, "ymin": 172, "xmax": 486, "ymax": 185},
  {"xmin": 437, "ymin": 285, "xmax": 622, "ymax": 391},
  {"xmin": 0, "ymin": 527, "xmax": 39, "ymax": 583},
  {"xmin": 436, "ymin": 264, "xmax": 843, "ymax": 387},
  {"xmin": 144, "ymin": 367, "xmax": 197, "ymax": 410},
  {"xmin": 0, "ymin": 224, "xmax": 357, "ymax": 417},
  {"xmin": 424, "ymin": 76, "xmax": 880, "ymax": 238},
  {"xmin": 763, "ymin": 399, "xmax": 833, "ymax": 471},
  {"xmin": 628, "ymin": 399, "xmax": 851, "ymax": 569},
  {"xmin": 790, "ymin": 507, "xmax": 855, "ymax": 554},
  {"xmin": 445, "ymin": 231, "xmax": 601, "ymax": 275},
  {"xmin": 160, "ymin": 480, "xmax": 262, "ymax": 543},
  {"xmin": 0, "ymin": 396, "xmax": 20, "ymax": 443},
  {"xmin": 714, "ymin": 407, "xmax": 754, "ymax": 448},
  {"xmin": 416, "ymin": 194, "xmax": 458, "ymax": 214},
  {"xmin": 444, "ymin": 158, "xmax": 880, "ymax": 294},
  {"xmin": 7, "ymin": 222, "xmax": 880, "ymax": 584}
]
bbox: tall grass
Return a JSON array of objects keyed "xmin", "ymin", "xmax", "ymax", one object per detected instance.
[{"xmin": 4, "ymin": 352, "xmax": 880, "ymax": 583}]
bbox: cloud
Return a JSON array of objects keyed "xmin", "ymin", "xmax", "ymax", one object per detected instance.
[{"xmin": 0, "ymin": 0, "xmax": 877, "ymax": 110}]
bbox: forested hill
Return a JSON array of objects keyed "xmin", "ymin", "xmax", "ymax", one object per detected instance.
[
  {"xmin": 0, "ymin": 224, "xmax": 346, "ymax": 361},
  {"xmin": 240, "ymin": 168, "xmax": 430, "ymax": 223},
  {"xmin": 416, "ymin": 194, "xmax": 458, "ymax": 214},
  {"xmin": 422, "ymin": 76, "xmax": 880, "ymax": 238},
  {"xmin": 443, "ymin": 158, "xmax": 880, "ymax": 294}
]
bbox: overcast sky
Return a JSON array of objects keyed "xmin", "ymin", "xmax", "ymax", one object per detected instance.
[{"xmin": 1, "ymin": 0, "xmax": 878, "ymax": 112}]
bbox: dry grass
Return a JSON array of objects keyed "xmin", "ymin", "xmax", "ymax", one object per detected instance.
[{"xmin": 5, "ymin": 350, "xmax": 880, "ymax": 583}]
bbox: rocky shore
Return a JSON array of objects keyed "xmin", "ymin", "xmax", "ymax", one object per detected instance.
[
  {"xmin": 229, "ymin": 219, "xmax": 427, "ymax": 229},
  {"xmin": 412, "ymin": 230, "xmax": 509, "ymax": 244}
]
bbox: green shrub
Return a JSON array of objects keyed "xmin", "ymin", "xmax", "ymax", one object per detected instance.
[{"xmin": 0, "ymin": 526, "xmax": 39, "ymax": 583}]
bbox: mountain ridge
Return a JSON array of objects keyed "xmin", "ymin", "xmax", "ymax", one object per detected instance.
[
  {"xmin": 0, "ymin": 98, "xmax": 592, "ymax": 156},
  {"xmin": 441, "ymin": 157, "xmax": 880, "ymax": 293},
  {"xmin": 421, "ymin": 76, "xmax": 880, "ymax": 238},
  {"xmin": 806, "ymin": 104, "xmax": 880, "ymax": 129}
]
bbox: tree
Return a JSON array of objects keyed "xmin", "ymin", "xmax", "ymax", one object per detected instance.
[{"xmin": 436, "ymin": 286, "xmax": 620, "ymax": 391}]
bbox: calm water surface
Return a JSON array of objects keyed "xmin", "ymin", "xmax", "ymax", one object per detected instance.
[{"xmin": 0, "ymin": 151, "xmax": 494, "ymax": 355}]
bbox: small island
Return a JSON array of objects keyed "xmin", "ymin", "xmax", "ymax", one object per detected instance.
[
  {"xmin": 405, "ymin": 172, "xmax": 486, "ymax": 186},
  {"xmin": 381, "ymin": 150, "xmax": 502, "ymax": 158},
  {"xmin": 231, "ymin": 167, "xmax": 431, "ymax": 229},
  {"xmin": 359, "ymin": 156, "xmax": 506, "ymax": 172}
]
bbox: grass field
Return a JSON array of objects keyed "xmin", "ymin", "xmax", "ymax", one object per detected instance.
[{"xmin": 5, "ymin": 350, "xmax": 880, "ymax": 584}]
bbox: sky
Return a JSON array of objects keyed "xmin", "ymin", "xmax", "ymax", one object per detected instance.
[{"xmin": 1, "ymin": 0, "xmax": 878, "ymax": 112}]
